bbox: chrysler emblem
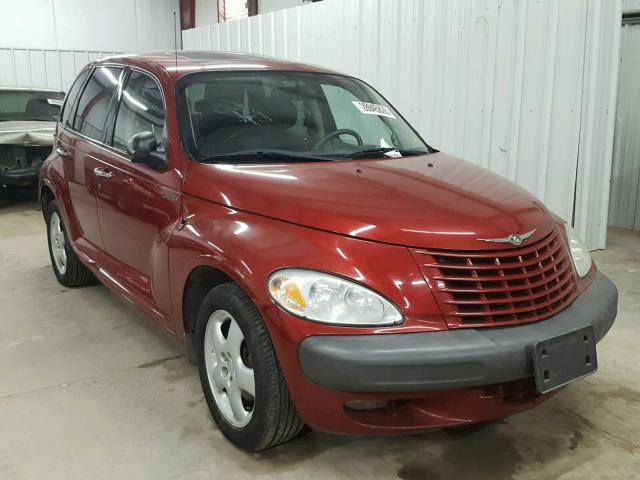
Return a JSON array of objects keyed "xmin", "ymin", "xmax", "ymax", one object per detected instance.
[
  {"xmin": 478, "ymin": 229, "xmax": 536, "ymax": 246},
  {"xmin": 509, "ymin": 234, "xmax": 523, "ymax": 246}
]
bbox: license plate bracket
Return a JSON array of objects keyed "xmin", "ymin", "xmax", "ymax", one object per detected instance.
[{"xmin": 533, "ymin": 326, "xmax": 597, "ymax": 393}]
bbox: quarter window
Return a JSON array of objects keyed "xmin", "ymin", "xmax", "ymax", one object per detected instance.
[
  {"xmin": 60, "ymin": 69, "xmax": 90, "ymax": 127},
  {"xmin": 73, "ymin": 66, "xmax": 123, "ymax": 141},
  {"xmin": 112, "ymin": 71, "xmax": 165, "ymax": 152}
]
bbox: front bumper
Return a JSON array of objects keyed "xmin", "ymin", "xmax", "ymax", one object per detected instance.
[
  {"xmin": 299, "ymin": 272, "xmax": 617, "ymax": 393},
  {"xmin": 0, "ymin": 166, "xmax": 41, "ymax": 186}
]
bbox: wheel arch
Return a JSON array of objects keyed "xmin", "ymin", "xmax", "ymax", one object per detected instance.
[
  {"xmin": 39, "ymin": 183, "xmax": 56, "ymax": 218},
  {"xmin": 182, "ymin": 265, "xmax": 236, "ymax": 339}
]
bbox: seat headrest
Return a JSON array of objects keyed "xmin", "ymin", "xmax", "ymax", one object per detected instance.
[
  {"xmin": 25, "ymin": 98, "xmax": 51, "ymax": 117},
  {"xmin": 194, "ymin": 99, "xmax": 211, "ymax": 114},
  {"xmin": 258, "ymin": 89, "xmax": 298, "ymax": 127}
]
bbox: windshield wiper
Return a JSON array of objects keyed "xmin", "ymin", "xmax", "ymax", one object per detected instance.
[
  {"xmin": 343, "ymin": 148, "xmax": 430, "ymax": 159},
  {"xmin": 199, "ymin": 150, "xmax": 333, "ymax": 164}
]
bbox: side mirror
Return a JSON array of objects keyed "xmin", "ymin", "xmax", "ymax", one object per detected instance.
[{"xmin": 127, "ymin": 131, "xmax": 167, "ymax": 170}]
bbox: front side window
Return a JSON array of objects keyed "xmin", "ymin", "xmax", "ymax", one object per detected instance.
[
  {"xmin": 73, "ymin": 66, "xmax": 123, "ymax": 141},
  {"xmin": 177, "ymin": 71, "xmax": 429, "ymax": 162},
  {"xmin": 112, "ymin": 70, "xmax": 166, "ymax": 152},
  {"xmin": 0, "ymin": 90, "xmax": 65, "ymax": 122}
]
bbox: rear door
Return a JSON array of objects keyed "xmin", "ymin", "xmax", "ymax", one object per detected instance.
[
  {"xmin": 55, "ymin": 68, "xmax": 94, "ymax": 243},
  {"xmin": 60, "ymin": 66, "xmax": 123, "ymax": 254},
  {"xmin": 95, "ymin": 68, "xmax": 182, "ymax": 322}
]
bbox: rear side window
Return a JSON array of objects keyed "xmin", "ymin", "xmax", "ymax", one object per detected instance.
[
  {"xmin": 60, "ymin": 69, "xmax": 90, "ymax": 127},
  {"xmin": 73, "ymin": 66, "xmax": 123, "ymax": 141},
  {"xmin": 112, "ymin": 70, "xmax": 165, "ymax": 152}
]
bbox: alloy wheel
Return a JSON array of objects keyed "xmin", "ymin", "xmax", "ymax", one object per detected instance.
[
  {"xmin": 49, "ymin": 212, "xmax": 67, "ymax": 275},
  {"xmin": 204, "ymin": 310, "xmax": 256, "ymax": 427}
]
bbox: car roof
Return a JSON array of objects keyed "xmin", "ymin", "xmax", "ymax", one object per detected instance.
[
  {"xmin": 95, "ymin": 50, "xmax": 339, "ymax": 80},
  {"xmin": 0, "ymin": 86, "xmax": 65, "ymax": 94}
]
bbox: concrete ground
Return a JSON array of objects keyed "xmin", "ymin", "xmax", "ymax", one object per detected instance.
[{"xmin": 0, "ymin": 190, "xmax": 638, "ymax": 480}]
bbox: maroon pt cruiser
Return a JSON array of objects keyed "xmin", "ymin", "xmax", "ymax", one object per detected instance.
[{"xmin": 39, "ymin": 52, "xmax": 617, "ymax": 451}]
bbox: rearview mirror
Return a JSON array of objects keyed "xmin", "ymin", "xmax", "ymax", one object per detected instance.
[{"xmin": 127, "ymin": 131, "xmax": 167, "ymax": 170}]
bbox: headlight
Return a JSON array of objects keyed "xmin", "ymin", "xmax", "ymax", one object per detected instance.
[
  {"xmin": 564, "ymin": 224, "xmax": 592, "ymax": 278},
  {"xmin": 267, "ymin": 269, "xmax": 403, "ymax": 326}
]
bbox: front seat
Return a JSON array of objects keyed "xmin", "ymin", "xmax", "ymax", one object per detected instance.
[
  {"xmin": 199, "ymin": 91, "xmax": 301, "ymax": 156},
  {"xmin": 25, "ymin": 98, "xmax": 52, "ymax": 119}
]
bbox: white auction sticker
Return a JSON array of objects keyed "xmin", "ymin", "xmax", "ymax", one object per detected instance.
[
  {"xmin": 47, "ymin": 98, "xmax": 63, "ymax": 106},
  {"xmin": 352, "ymin": 101, "xmax": 396, "ymax": 119}
]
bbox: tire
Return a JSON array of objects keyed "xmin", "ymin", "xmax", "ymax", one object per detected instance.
[
  {"xmin": 45, "ymin": 200, "xmax": 95, "ymax": 287},
  {"xmin": 196, "ymin": 282, "xmax": 304, "ymax": 451}
]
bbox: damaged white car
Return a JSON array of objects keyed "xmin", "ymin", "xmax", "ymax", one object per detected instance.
[{"xmin": 0, "ymin": 87, "xmax": 65, "ymax": 187}]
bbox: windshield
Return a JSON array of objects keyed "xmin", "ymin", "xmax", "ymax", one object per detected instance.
[
  {"xmin": 177, "ymin": 71, "xmax": 429, "ymax": 162},
  {"xmin": 0, "ymin": 90, "xmax": 65, "ymax": 122}
]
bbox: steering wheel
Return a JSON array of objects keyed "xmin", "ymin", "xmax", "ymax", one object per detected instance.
[{"xmin": 312, "ymin": 129, "xmax": 363, "ymax": 151}]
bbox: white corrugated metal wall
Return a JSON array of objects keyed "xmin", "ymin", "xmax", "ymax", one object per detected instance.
[
  {"xmin": 183, "ymin": 0, "xmax": 621, "ymax": 250},
  {"xmin": 1, "ymin": 0, "xmax": 180, "ymax": 52},
  {"xmin": 608, "ymin": 16, "xmax": 640, "ymax": 230},
  {"xmin": 0, "ymin": 49, "xmax": 119, "ymax": 91},
  {"xmin": 623, "ymin": 0, "xmax": 640, "ymax": 12},
  {"xmin": 0, "ymin": 0, "xmax": 180, "ymax": 90},
  {"xmin": 574, "ymin": 0, "xmax": 622, "ymax": 248}
]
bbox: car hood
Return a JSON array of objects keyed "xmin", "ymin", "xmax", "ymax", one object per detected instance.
[
  {"xmin": 0, "ymin": 120, "xmax": 56, "ymax": 146},
  {"xmin": 184, "ymin": 152, "xmax": 555, "ymax": 250}
]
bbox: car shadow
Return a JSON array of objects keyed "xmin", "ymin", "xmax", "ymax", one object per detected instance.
[{"xmin": 220, "ymin": 379, "xmax": 640, "ymax": 479}]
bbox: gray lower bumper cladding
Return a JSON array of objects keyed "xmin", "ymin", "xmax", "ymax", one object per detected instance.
[{"xmin": 298, "ymin": 272, "xmax": 618, "ymax": 393}]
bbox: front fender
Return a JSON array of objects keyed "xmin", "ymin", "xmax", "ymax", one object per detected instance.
[{"xmin": 168, "ymin": 195, "xmax": 446, "ymax": 341}]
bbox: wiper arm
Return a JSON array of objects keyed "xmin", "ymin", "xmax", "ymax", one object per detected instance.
[
  {"xmin": 344, "ymin": 148, "xmax": 430, "ymax": 159},
  {"xmin": 200, "ymin": 151, "xmax": 333, "ymax": 164}
]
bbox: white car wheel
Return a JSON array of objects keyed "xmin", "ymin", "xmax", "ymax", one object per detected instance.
[
  {"xmin": 204, "ymin": 310, "xmax": 256, "ymax": 428},
  {"xmin": 49, "ymin": 211, "xmax": 67, "ymax": 275}
]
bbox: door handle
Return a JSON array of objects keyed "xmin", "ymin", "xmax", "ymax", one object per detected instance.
[
  {"xmin": 94, "ymin": 167, "xmax": 113, "ymax": 179},
  {"xmin": 56, "ymin": 147, "xmax": 69, "ymax": 158}
]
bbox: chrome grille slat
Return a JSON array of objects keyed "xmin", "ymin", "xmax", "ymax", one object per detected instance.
[
  {"xmin": 411, "ymin": 229, "xmax": 579, "ymax": 328},
  {"xmin": 445, "ymin": 272, "xmax": 572, "ymax": 306},
  {"xmin": 430, "ymin": 253, "xmax": 567, "ymax": 282},
  {"xmin": 421, "ymin": 241, "xmax": 563, "ymax": 270}
]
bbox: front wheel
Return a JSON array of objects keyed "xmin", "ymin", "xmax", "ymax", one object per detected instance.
[{"xmin": 196, "ymin": 283, "xmax": 303, "ymax": 451}]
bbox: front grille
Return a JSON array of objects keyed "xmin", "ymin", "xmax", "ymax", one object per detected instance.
[{"xmin": 411, "ymin": 229, "xmax": 578, "ymax": 328}]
